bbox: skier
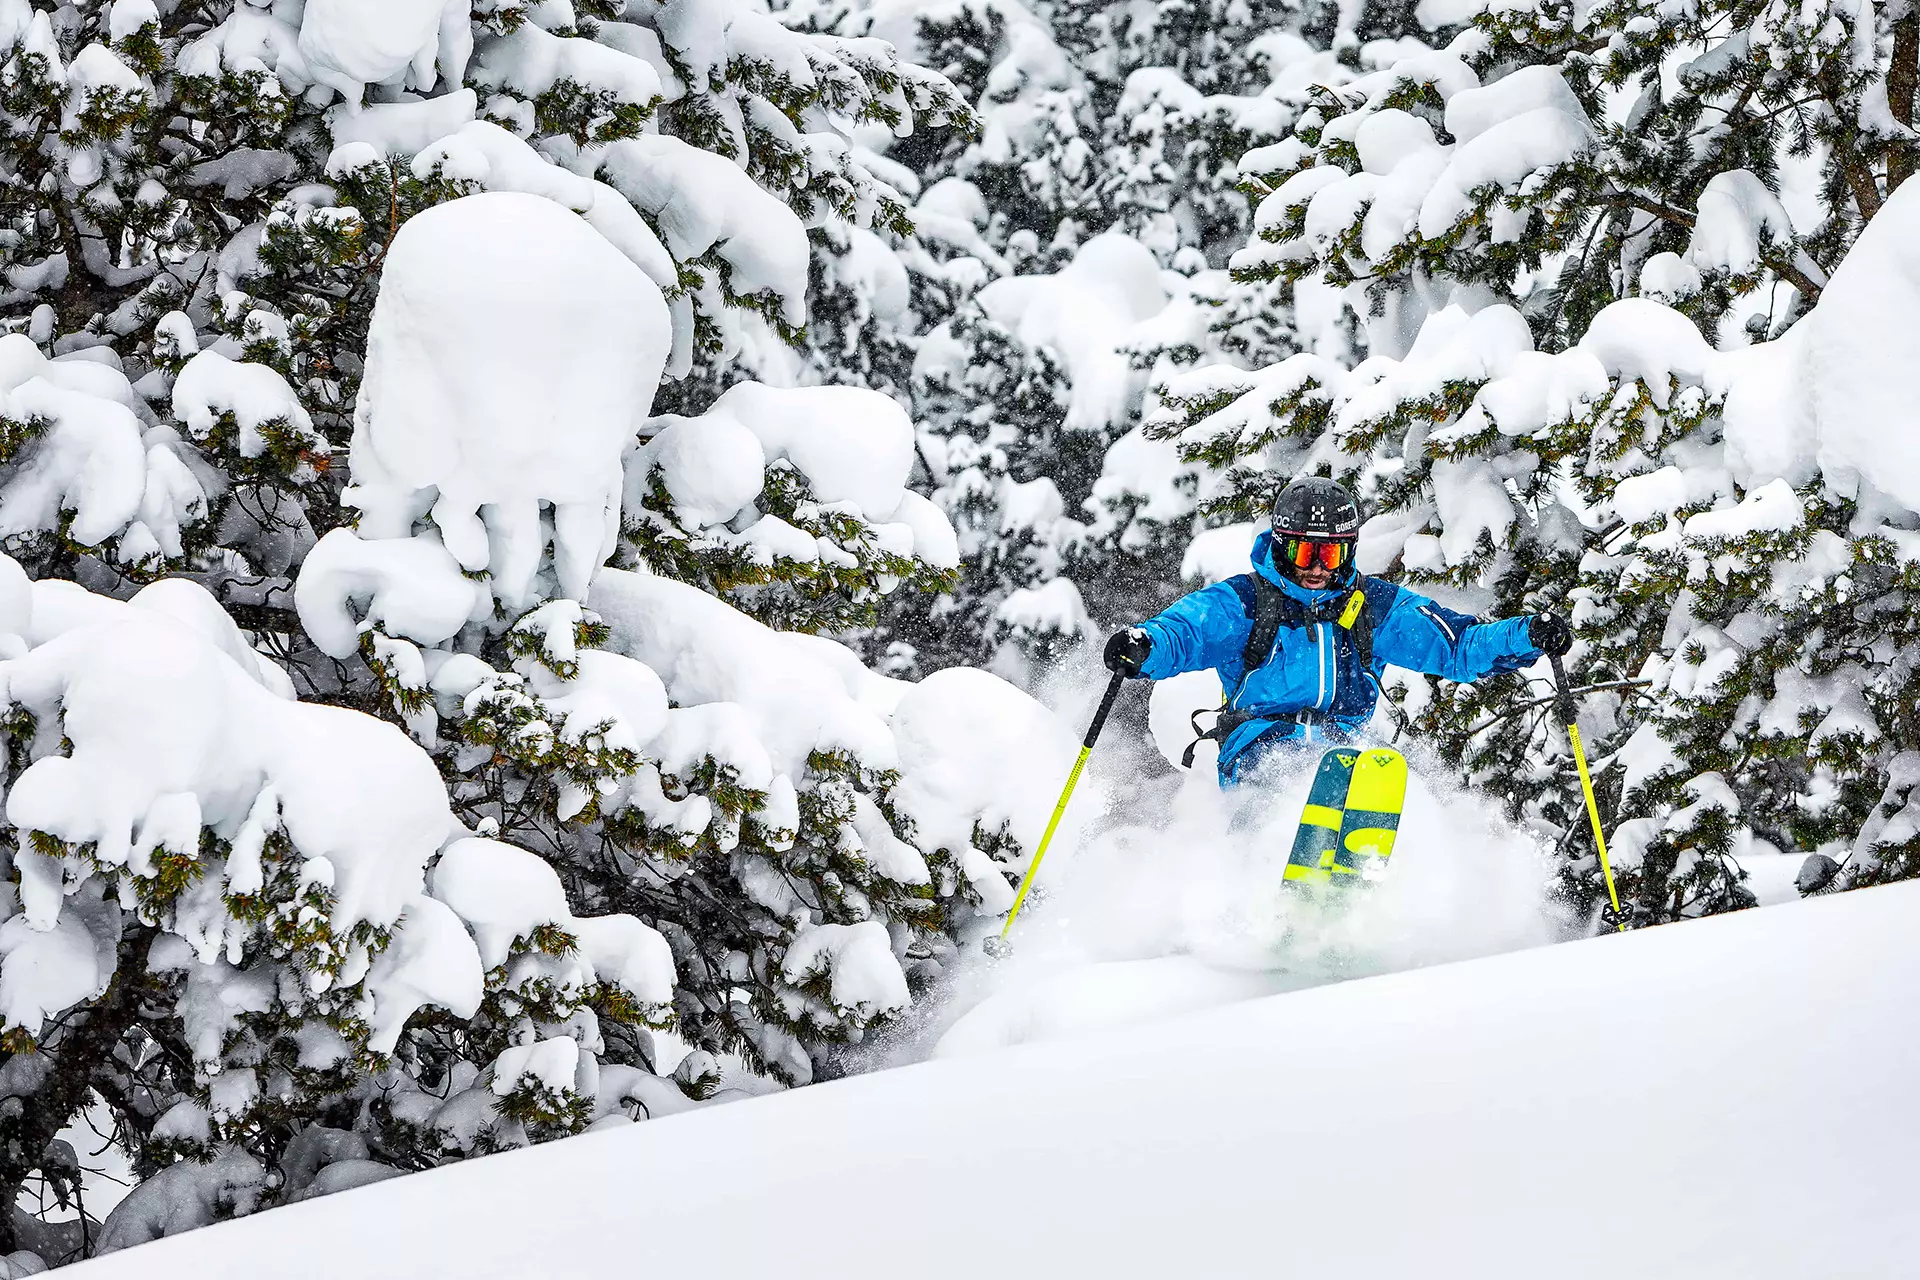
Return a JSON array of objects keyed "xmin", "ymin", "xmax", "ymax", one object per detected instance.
[{"xmin": 1103, "ymin": 476, "xmax": 1572, "ymax": 787}]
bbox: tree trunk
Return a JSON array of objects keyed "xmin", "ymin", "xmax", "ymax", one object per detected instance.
[
  {"xmin": 1845, "ymin": 155, "xmax": 1884, "ymax": 222},
  {"xmin": 0, "ymin": 936, "xmax": 150, "ymax": 1258},
  {"xmin": 1891, "ymin": 12, "xmax": 1920, "ymax": 194}
]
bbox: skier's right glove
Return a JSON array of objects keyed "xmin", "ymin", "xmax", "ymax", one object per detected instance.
[
  {"xmin": 1529, "ymin": 612, "xmax": 1573, "ymax": 658},
  {"xmin": 1104, "ymin": 627, "xmax": 1153, "ymax": 678}
]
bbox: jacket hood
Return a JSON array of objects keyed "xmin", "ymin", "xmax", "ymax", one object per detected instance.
[{"xmin": 1250, "ymin": 528, "xmax": 1356, "ymax": 606}]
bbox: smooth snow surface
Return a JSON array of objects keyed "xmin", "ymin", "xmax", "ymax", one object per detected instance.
[{"xmin": 74, "ymin": 881, "xmax": 1920, "ymax": 1278}]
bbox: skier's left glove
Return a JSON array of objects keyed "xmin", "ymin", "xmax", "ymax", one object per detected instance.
[
  {"xmin": 1529, "ymin": 612, "xmax": 1573, "ymax": 657},
  {"xmin": 1104, "ymin": 627, "xmax": 1153, "ymax": 678}
]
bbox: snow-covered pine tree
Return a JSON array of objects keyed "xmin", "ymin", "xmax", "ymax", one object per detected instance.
[
  {"xmin": 837, "ymin": 0, "xmax": 1382, "ymax": 684},
  {"xmin": 1155, "ymin": 0, "xmax": 1920, "ymax": 922},
  {"xmin": 0, "ymin": 0, "xmax": 1084, "ymax": 1263},
  {"xmin": 885, "ymin": 0, "xmax": 1103, "ymax": 260},
  {"xmin": 1058, "ymin": 2, "xmax": 1313, "ymax": 270},
  {"xmin": 879, "ymin": 230, "xmax": 1183, "ymax": 679},
  {"xmin": 791, "ymin": 0, "xmax": 1107, "ymax": 683}
]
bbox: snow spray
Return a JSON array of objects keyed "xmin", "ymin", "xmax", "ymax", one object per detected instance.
[{"xmin": 864, "ymin": 672, "xmax": 1575, "ymax": 1066}]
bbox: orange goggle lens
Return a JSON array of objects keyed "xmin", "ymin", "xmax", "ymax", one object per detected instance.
[{"xmin": 1284, "ymin": 537, "xmax": 1352, "ymax": 571}]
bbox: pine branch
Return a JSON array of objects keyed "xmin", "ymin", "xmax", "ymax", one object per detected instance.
[
  {"xmin": 1609, "ymin": 188, "xmax": 1825, "ymax": 300},
  {"xmin": 1466, "ymin": 679, "xmax": 1655, "ymax": 735},
  {"xmin": 1615, "ymin": 190, "xmax": 1695, "ymax": 229},
  {"xmin": 220, "ymin": 600, "xmax": 305, "ymax": 635}
]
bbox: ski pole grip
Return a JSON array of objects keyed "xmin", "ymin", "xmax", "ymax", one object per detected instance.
[
  {"xmin": 1083, "ymin": 671, "xmax": 1126, "ymax": 750},
  {"xmin": 1548, "ymin": 652, "xmax": 1578, "ymax": 726}
]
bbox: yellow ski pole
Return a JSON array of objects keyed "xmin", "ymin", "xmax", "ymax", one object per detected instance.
[
  {"xmin": 1550, "ymin": 652, "xmax": 1627, "ymax": 932},
  {"xmin": 1000, "ymin": 671, "xmax": 1126, "ymax": 941}
]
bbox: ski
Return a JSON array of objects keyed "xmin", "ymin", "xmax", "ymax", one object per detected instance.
[
  {"xmin": 1284, "ymin": 746, "xmax": 1407, "ymax": 886},
  {"xmin": 1338, "ymin": 747, "xmax": 1407, "ymax": 880},
  {"xmin": 1283, "ymin": 747, "xmax": 1356, "ymax": 884}
]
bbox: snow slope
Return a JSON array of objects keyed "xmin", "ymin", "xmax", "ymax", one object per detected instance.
[{"xmin": 74, "ymin": 882, "xmax": 1920, "ymax": 1278}]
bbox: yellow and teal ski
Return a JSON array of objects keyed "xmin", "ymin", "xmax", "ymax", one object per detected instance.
[
  {"xmin": 1284, "ymin": 746, "xmax": 1407, "ymax": 886},
  {"xmin": 1284, "ymin": 747, "xmax": 1355, "ymax": 884}
]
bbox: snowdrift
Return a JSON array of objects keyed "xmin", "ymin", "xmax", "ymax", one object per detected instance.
[{"xmin": 74, "ymin": 882, "xmax": 1920, "ymax": 1278}]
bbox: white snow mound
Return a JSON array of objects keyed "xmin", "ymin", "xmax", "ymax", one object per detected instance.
[
  {"xmin": 342, "ymin": 191, "xmax": 672, "ymax": 613},
  {"xmin": 70, "ymin": 882, "xmax": 1920, "ymax": 1278}
]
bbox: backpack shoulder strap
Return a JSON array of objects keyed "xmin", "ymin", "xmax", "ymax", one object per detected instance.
[
  {"xmin": 1185, "ymin": 575, "xmax": 1384, "ymax": 767},
  {"xmin": 1183, "ymin": 577, "xmax": 1294, "ymax": 767},
  {"xmin": 1239, "ymin": 575, "xmax": 1296, "ymax": 684},
  {"xmin": 1341, "ymin": 575, "xmax": 1399, "ymax": 672},
  {"xmin": 1231, "ymin": 574, "xmax": 1393, "ymax": 694}
]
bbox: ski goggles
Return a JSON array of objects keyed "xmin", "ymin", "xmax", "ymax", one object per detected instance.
[{"xmin": 1281, "ymin": 536, "xmax": 1353, "ymax": 572}]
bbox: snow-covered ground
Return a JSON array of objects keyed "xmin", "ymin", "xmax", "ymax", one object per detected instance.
[{"xmin": 73, "ymin": 880, "xmax": 1920, "ymax": 1279}]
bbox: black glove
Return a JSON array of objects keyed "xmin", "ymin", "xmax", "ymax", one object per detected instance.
[
  {"xmin": 1529, "ymin": 612, "xmax": 1573, "ymax": 658},
  {"xmin": 1103, "ymin": 627, "xmax": 1153, "ymax": 677}
]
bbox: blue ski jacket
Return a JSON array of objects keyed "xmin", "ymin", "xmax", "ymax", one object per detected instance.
[{"xmin": 1138, "ymin": 530, "xmax": 1542, "ymax": 783}]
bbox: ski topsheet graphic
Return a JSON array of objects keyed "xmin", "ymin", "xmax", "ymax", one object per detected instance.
[{"xmin": 1284, "ymin": 746, "xmax": 1407, "ymax": 886}]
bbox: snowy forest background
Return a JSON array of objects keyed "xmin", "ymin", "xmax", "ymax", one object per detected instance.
[{"xmin": 4, "ymin": 0, "xmax": 1920, "ymax": 1265}]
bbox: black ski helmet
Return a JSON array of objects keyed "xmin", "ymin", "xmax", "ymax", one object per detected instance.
[{"xmin": 1271, "ymin": 476, "xmax": 1361, "ymax": 540}]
